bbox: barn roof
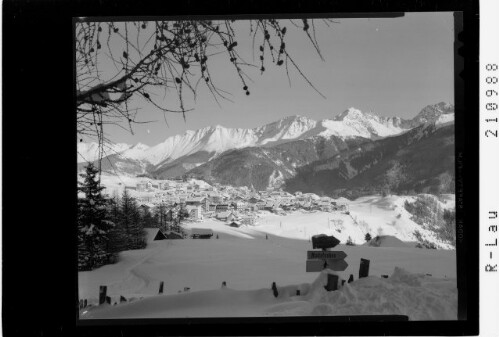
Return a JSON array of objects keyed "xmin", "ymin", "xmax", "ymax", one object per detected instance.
[
  {"xmin": 153, "ymin": 230, "xmax": 167, "ymax": 241},
  {"xmin": 191, "ymin": 228, "xmax": 213, "ymax": 235}
]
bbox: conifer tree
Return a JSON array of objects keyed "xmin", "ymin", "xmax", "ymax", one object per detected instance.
[
  {"xmin": 141, "ymin": 207, "xmax": 156, "ymax": 228},
  {"xmin": 364, "ymin": 233, "xmax": 372, "ymax": 242},
  {"xmin": 130, "ymin": 201, "xmax": 147, "ymax": 249},
  {"xmin": 107, "ymin": 193, "xmax": 127, "ymax": 257},
  {"xmin": 120, "ymin": 189, "xmax": 146, "ymax": 250},
  {"xmin": 77, "ymin": 163, "xmax": 114, "ymax": 270},
  {"xmin": 119, "ymin": 189, "xmax": 134, "ymax": 249}
]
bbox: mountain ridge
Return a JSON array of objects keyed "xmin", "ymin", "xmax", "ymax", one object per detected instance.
[{"xmin": 78, "ymin": 102, "xmax": 453, "ymax": 166}]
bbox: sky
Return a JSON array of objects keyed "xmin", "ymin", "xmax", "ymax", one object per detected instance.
[{"xmin": 83, "ymin": 12, "xmax": 455, "ymax": 146}]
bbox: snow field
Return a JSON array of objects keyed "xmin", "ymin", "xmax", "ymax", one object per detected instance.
[
  {"xmin": 81, "ymin": 266, "xmax": 457, "ymax": 320},
  {"xmin": 79, "ymin": 224, "xmax": 455, "ymax": 309},
  {"xmin": 78, "ymin": 176, "xmax": 456, "ymax": 319}
]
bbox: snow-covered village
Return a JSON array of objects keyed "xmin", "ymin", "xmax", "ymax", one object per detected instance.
[{"xmin": 76, "ymin": 15, "xmax": 458, "ymax": 321}]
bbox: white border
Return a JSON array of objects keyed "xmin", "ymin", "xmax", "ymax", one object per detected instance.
[{"xmin": 480, "ymin": 1, "xmax": 499, "ymax": 336}]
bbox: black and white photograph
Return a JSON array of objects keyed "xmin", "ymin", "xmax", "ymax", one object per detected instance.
[{"xmin": 76, "ymin": 13, "xmax": 459, "ymax": 320}]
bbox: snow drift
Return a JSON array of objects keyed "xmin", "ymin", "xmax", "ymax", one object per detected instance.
[
  {"xmin": 80, "ymin": 267, "xmax": 456, "ymax": 320},
  {"xmin": 364, "ymin": 235, "xmax": 411, "ymax": 248}
]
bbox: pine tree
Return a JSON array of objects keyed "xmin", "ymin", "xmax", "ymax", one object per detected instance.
[
  {"xmin": 156, "ymin": 204, "xmax": 168, "ymax": 231},
  {"xmin": 364, "ymin": 233, "xmax": 372, "ymax": 242},
  {"xmin": 119, "ymin": 189, "xmax": 134, "ymax": 249},
  {"xmin": 141, "ymin": 207, "xmax": 155, "ymax": 228},
  {"xmin": 130, "ymin": 201, "xmax": 146, "ymax": 249},
  {"xmin": 107, "ymin": 193, "xmax": 127, "ymax": 258},
  {"xmin": 174, "ymin": 207, "xmax": 189, "ymax": 235},
  {"xmin": 77, "ymin": 163, "xmax": 114, "ymax": 270},
  {"xmin": 120, "ymin": 190, "xmax": 146, "ymax": 250}
]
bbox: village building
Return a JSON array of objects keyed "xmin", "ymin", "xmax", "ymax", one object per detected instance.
[
  {"xmin": 186, "ymin": 196, "xmax": 207, "ymax": 207},
  {"xmin": 296, "ymin": 195, "xmax": 311, "ymax": 203},
  {"xmin": 227, "ymin": 212, "xmax": 237, "ymax": 223},
  {"xmin": 216, "ymin": 211, "xmax": 230, "ymax": 221},
  {"xmin": 228, "ymin": 221, "xmax": 241, "ymax": 228},
  {"xmin": 136, "ymin": 182, "xmax": 147, "ymax": 192},
  {"xmin": 158, "ymin": 181, "xmax": 170, "ymax": 190},
  {"xmin": 336, "ymin": 204, "xmax": 347, "ymax": 211},
  {"xmin": 191, "ymin": 228, "xmax": 213, "ymax": 239},
  {"xmin": 203, "ymin": 211, "xmax": 215, "ymax": 218},
  {"xmin": 209, "ymin": 194, "xmax": 224, "ymax": 204},
  {"xmin": 215, "ymin": 204, "xmax": 229, "ymax": 212},
  {"xmin": 259, "ymin": 191, "xmax": 269, "ymax": 198},
  {"xmin": 320, "ymin": 205, "xmax": 333, "ymax": 212},
  {"xmin": 255, "ymin": 202, "xmax": 266, "ymax": 210},
  {"xmin": 232, "ymin": 201, "xmax": 246, "ymax": 211},
  {"xmin": 247, "ymin": 197, "xmax": 261, "ymax": 204},
  {"xmin": 241, "ymin": 216, "xmax": 256, "ymax": 226},
  {"xmin": 304, "ymin": 193, "xmax": 320, "ymax": 201},
  {"xmin": 137, "ymin": 196, "xmax": 153, "ymax": 203},
  {"xmin": 139, "ymin": 203, "xmax": 153, "ymax": 214},
  {"xmin": 186, "ymin": 205, "xmax": 203, "ymax": 220}
]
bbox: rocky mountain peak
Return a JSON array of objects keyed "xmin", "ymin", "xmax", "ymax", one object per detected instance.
[{"xmin": 333, "ymin": 107, "xmax": 366, "ymax": 121}]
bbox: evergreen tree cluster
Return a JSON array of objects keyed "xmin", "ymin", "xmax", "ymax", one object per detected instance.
[
  {"xmin": 77, "ymin": 163, "xmax": 114, "ymax": 271},
  {"xmin": 78, "ymin": 164, "xmax": 148, "ymax": 271},
  {"xmin": 153, "ymin": 203, "xmax": 189, "ymax": 236},
  {"xmin": 106, "ymin": 189, "xmax": 148, "ymax": 258}
]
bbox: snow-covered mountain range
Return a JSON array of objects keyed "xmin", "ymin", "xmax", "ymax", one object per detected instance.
[
  {"xmin": 77, "ymin": 102, "xmax": 454, "ymax": 194},
  {"xmin": 78, "ymin": 103, "xmax": 453, "ymax": 165}
]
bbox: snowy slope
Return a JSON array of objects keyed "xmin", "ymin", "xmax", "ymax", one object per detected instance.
[
  {"xmin": 410, "ymin": 102, "xmax": 454, "ymax": 126},
  {"xmin": 79, "ymin": 232, "xmax": 456, "ymax": 320},
  {"xmin": 322, "ymin": 107, "xmax": 406, "ymax": 139},
  {"xmin": 77, "ymin": 142, "xmax": 131, "ymax": 163},
  {"xmin": 78, "ymin": 188, "xmax": 456, "ymax": 319},
  {"xmin": 80, "ymin": 267, "xmax": 456, "ymax": 320},
  {"xmin": 435, "ymin": 113, "xmax": 454, "ymax": 126}
]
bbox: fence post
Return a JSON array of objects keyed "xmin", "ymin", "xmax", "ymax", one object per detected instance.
[
  {"xmin": 271, "ymin": 282, "xmax": 278, "ymax": 298},
  {"xmin": 159, "ymin": 281, "xmax": 164, "ymax": 294},
  {"xmin": 324, "ymin": 274, "xmax": 338, "ymax": 292},
  {"xmin": 359, "ymin": 258, "xmax": 370, "ymax": 279},
  {"xmin": 99, "ymin": 286, "xmax": 107, "ymax": 305}
]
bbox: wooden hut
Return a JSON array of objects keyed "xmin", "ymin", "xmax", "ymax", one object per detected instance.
[
  {"xmin": 164, "ymin": 231, "xmax": 184, "ymax": 240},
  {"xmin": 153, "ymin": 229, "xmax": 167, "ymax": 241},
  {"xmin": 191, "ymin": 228, "xmax": 214, "ymax": 239},
  {"xmin": 228, "ymin": 221, "xmax": 241, "ymax": 228}
]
